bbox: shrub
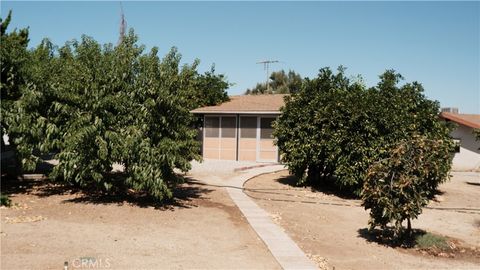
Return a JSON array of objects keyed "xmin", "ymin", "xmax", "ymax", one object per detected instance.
[
  {"xmin": 1, "ymin": 11, "xmax": 230, "ymax": 201},
  {"xmin": 274, "ymin": 67, "xmax": 453, "ymax": 196},
  {"xmin": 361, "ymin": 136, "xmax": 453, "ymax": 237},
  {"xmin": 415, "ymin": 233, "xmax": 449, "ymax": 250},
  {"xmin": 0, "ymin": 193, "xmax": 11, "ymax": 207}
]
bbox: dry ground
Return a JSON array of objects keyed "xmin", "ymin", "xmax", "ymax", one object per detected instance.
[
  {"xmin": 1, "ymin": 175, "xmax": 280, "ymax": 269},
  {"xmin": 244, "ymin": 171, "xmax": 480, "ymax": 270}
]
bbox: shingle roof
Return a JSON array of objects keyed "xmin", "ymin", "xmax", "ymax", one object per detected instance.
[
  {"xmin": 440, "ymin": 112, "xmax": 480, "ymax": 129},
  {"xmin": 191, "ymin": 94, "xmax": 287, "ymax": 114}
]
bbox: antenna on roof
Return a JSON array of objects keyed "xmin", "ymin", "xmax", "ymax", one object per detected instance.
[
  {"xmin": 257, "ymin": 60, "xmax": 279, "ymax": 92},
  {"xmin": 118, "ymin": 2, "xmax": 127, "ymax": 45}
]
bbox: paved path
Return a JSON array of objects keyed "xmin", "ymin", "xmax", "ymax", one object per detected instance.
[{"xmin": 225, "ymin": 165, "xmax": 318, "ymax": 270}]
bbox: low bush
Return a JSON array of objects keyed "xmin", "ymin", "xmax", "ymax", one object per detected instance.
[
  {"xmin": 415, "ymin": 233, "xmax": 449, "ymax": 250},
  {"xmin": 274, "ymin": 67, "xmax": 453, "ymax": 196},
  {"xmin": 0, "ymin": 193, "xmax": 11, "ymax": 207},
  {"xmin": 362, "ymin": 136, "xmax": 453, "ymax": 237}
]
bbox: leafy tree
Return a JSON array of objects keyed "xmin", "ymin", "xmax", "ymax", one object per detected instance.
[
  {"xmin": 274, "ymin": 67, "xmax": 351, "ymax": 185},
  {"xmin": 362, "ymin": 136, "xmax": 453, "ymax": 237},
  {"xmin": 246, "ymin": 69, "xmax": 303, "ymax": 94},
  {"xmin": 7, "ymin": 39, "xmax": 60, "ymax": 171},
  {"xmin": 4, "ymin": 21, "xmax": 229, "ymax": 201},
  {"xmin": 0, "ymin": 10, "xmax": 29, "ymax": 123},
  {"xmin": 0, "ymin": 10, "xmax": 38, "ymax": 173},
  {"xmin": 194, "ymin": 65, "xmax": 229, "ymax": 108},
  {"xmin": 274, "ymin": 67, "xmax": 453, "ymax": 195}
]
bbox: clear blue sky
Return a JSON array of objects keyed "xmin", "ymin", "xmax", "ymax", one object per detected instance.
[{"xmin": 2, "ymin": 1, "xmax": 479, "ymax": 113}]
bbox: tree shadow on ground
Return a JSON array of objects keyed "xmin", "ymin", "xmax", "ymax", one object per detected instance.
[
  {"xmin": 1, "ymin": 157, "xmax": 59, "ymax": 192},
  {"xmin": 276, "ymin": 174, "xmax": 358, "ymax": 200},
  {"xmin": 1, "ymin": 174, "xmax": 66, "ymax": 196},
  {"xmin": 64, "ymin": 179, "xmax": 213, "ymax": 210},
  {"xmin": 475, "ymin": 219, "xmax": 480, "ymax": 228},
  {"xmin": 466, "ymin": 182, "xmax": 480, "ymax": 186},
  {"xmin": 1, "ymin": 172, "xmax": 213, "ymax": 210},
  {"xmin": 357, "ymin": 227, "xmax": 426, "ymax": 248}
]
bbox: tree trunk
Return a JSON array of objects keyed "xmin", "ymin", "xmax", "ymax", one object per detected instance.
[{"xmin": 407, "ymin": 218, "xmax": 412, "ymax": 237}]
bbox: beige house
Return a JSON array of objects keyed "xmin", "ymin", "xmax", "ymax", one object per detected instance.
[
  {"xmin": 192, "ymin": 97, "xmax": 480, "ymax": 170},
  {"xmin": 440, "ymin": 110, "xmax": 480, "ymax": 171},
  {"xmin": 191, "ymin": 95, "xmax": 286, "ymax": 162}
]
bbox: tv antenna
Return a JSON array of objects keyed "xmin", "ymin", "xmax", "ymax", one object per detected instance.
[
  {"xmin": 118, "ymin": 2, "xmax": 127, "ymax": 45},
  {"xmin": 257, "ymin": 60, "xmax": 279, "ymax": 92}
]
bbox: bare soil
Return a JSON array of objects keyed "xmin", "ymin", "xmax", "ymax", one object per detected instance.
[
  {"xmin": 1, "ymin": 176, "xmax": 280, "ymax": 269},
  {"xmin": 244, "ymin": 171, "xmax": 480, "ymax": 270}
]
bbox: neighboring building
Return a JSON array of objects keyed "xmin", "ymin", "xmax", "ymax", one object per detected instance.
[
  {"xmin": 191, "ymin": 94, "xmax": 286, "ymax": 162},
  {"xmin": 440, "ymin": 109, "xmax": 480, "ymax": 171}
]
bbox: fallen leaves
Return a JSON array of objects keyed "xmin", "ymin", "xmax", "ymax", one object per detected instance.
[
  {"xmin": 269, "ymin": 212, "xmax": 282, "ymax": 224},
  {"xmin": 5, "ymin": 215, "xmax": 46, "ymax": 223},
  {"xmin": 307, "ymin": 254, "xmax": 330, "ymax": 270}
]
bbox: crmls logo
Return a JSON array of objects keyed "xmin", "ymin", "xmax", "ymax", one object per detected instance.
[{"xmin": 65, "ymin": 257, "xmax": 112, "ymax": 269}]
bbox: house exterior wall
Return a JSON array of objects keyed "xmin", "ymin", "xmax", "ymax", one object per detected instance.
[
  {"xmin": 220, "ymin": 138, "xmax": 236, "ymax": 160},
  {"xmin": 202, "ymin": 114, "xmax": 279, "ymax": 163},
  {"xmin": 259, "ymin": 137, "xmax": 277, "ymax": 161},
  {"xmin": 451, "ymin": 125, "xmax": 480, "ymax": 171},
  {"xmin": 203, "ymin": 116, "xmax": 237, "ymax": 161},
  {"xmin": 238, "ymin": 138, "xmax": 257, "ymax": 161}
]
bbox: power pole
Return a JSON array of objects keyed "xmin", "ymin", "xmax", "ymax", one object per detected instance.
[
  {"xmin": 257, "ymin": 60, "xmax": 279, "ymax": 92},
  {"xmin": 118, "ymin": 2, "xmax": 127, "ymax": 45}
]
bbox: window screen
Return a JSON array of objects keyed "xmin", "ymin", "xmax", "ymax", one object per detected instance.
[
  {"xmin": 221, "ymin": 117, "xmax": 236, "ymax": 138},
  {"xmin": 260, "ymin": 118, "xmax": 275, "ymax": 139},
  {"xmin": 240, "ymin": 117, "xmax": 257, "ymax": 138},
  {"xmin": 205, "ymin": 117, "xmax": 219, "ymax": 138}
]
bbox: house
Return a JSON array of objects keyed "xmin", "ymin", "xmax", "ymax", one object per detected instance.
[
  {"xmin": 191, "ymin": 94, "xmax": 286, "ymax": 162},
  {"xmin": 440, "ymin": 108, "xmax": 480, "ymax": 171},
  {"xmin": 192, "ymin": 97, "xmax": 480, "ymax": 171}
]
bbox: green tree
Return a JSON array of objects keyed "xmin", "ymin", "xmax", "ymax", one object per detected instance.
[
  {"xmin": 0, "ymin": 10, "xmax": 41, "ymax": 173},
  {"xmin": 246, "ymin": 69, "xmax": 303, "ymax": 94},
  {"xmin": 6, "ymin": 26, "xmax": 229, "ymax": 201},
  {"xmin": 362, "ymin": 136, "xmax": 453, "ymax": 237},
  {"xmin": 274, "ymin": 67, "xmax": 453, "ymax": 195},
  {"xmin": 1, "ymin": 10, "xmax": 29, "ymax": 126},
  {"xmin": 8, "ymin": 39, "xmax": 58, "ymax": 171},
  {"xmin": 194, "ymin": 65, "xmax": 230, "ymax": 107}
]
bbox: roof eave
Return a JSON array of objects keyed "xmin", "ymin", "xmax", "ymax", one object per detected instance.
[{"xmin": 440, "ymin": 112, "xmax": 480, "ymax": 129}]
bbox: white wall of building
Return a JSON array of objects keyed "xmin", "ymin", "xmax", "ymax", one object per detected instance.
[
  {"xmin": 2, "ymin": 134, "xmax": 10, "ymax": 145},
  {"xmin": 451, "ymin": 125, "xmax": 480, "ymax": 171}
]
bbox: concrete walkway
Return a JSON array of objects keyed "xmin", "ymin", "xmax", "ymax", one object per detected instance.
[{"xmin": 225, "ymin": 165, "xmax": 318, "ymax": 270}]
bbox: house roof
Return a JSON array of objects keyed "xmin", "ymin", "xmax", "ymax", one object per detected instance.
[
  {"xmin": 440, "ymin": 112, "xmax": 480, "ymax": 129},
  {"xmin": 191, "ymin": 94, "xmax": 287, "ymax": 114}
]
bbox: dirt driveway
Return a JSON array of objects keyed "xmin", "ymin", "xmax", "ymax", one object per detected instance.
[
  {"xmin": 1, "ymin": 171, "xmax": 280, "ymax": 269},
  {"xmin": 244, "ymin": 171, "xmax": 480, "ymax": 270}
]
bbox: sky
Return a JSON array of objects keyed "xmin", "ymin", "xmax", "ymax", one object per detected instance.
[{"xmin": 2, "ymin": 1, "xmax": 479, "ymax": 113}]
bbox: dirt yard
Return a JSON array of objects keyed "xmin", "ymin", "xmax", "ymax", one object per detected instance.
[
  {"xmin": 1, "ymin": 175, "xmax": 280, "ymax": 269},
  {"xmin": 244, "ymin": 171, "xmax": 480, "ymax": 270}
]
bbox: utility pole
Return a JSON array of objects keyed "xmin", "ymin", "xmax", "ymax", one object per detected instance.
[
  {"xmin": 118, "ymin": 2, "xmax": 127, "ymax": 45},
  {"xmin": 257, "ymin": 60, "xmax": 279, "ymax": 92}
]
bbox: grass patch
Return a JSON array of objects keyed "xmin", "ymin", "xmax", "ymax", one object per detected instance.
[
  {"xmin": 1, "ymin": 193, "xmax": 11, "ymax": 207},
  {"xmin": 415, "ymin": 232, "xmax": 449, "ymax": 250}
]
